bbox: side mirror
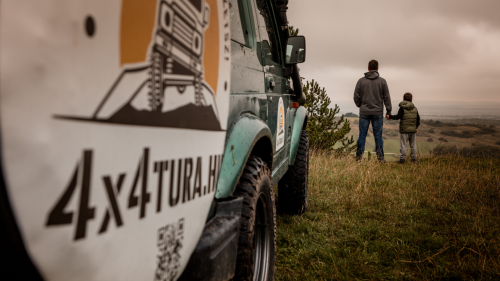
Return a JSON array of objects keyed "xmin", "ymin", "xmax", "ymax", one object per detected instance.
[{"xmin": 286, "ymin": 36, "xmax": 306, "ymax": 64}]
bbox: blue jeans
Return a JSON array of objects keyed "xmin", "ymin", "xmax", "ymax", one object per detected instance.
[{"xmin": 356, "ymin": 115, "xmax": 384, "ymax": 160}]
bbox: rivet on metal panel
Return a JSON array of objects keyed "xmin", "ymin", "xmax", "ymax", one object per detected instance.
[{"xmin": 231, "ymin": 145, "xmax": 237, "ymax": 166}]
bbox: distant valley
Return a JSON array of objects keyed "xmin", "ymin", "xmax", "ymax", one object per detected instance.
[{"xmin": 336, "ymin": 100, "xmax": 500, "ymax": 118}]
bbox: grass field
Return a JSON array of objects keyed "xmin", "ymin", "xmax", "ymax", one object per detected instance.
[{"xmin": 275, "ymin": 151, "xmax": 500, "ymax": 280}]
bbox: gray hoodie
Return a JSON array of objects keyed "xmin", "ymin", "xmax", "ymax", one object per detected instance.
[{"xmin": 353, "ymin": 71, "xmax": 392, "ymax": 115}]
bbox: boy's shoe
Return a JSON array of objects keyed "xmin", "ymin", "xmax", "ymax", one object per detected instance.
[
  {"xmin": 396, "ymin": 159, "xmax": 405, "ymax": 164},
  {"xmin": 378, "ymin": 159, "xmax": 386, "ymax": 164},
  {"xmin": 412, "ymin": 158, "xmax": 419, "ymax": 164}
]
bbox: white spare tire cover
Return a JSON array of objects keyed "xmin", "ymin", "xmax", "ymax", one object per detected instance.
[{"xmin": 0, "ymin": 0, "xmax": 230, "ymax": 280}]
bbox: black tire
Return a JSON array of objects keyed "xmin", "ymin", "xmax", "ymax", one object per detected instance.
[
  {"xmin": 233, "ymin": 156, "xmax": 276, "ymax": 281},
  {"xmin": 278, "ymin": 130, "xmax": 309, "ymax": 215}
]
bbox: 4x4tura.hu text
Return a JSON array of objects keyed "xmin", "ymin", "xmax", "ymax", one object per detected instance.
[{"xmin": 45, "ymin": 148, "xmax": 222, "ymax": 241}]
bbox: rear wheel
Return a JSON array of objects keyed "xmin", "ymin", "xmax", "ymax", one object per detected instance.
[
  {"xmin": 278, "ymin": 130, "xmax": 309, "ymax": 215},
  {"xmin": 233, "ymin": 156, "xmax": 276, "ymax": 281}
]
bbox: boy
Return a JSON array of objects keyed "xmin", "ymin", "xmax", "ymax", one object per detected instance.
[{"xmin": 386, "ymin": 93, "xmax": 420, "ymax": 163}]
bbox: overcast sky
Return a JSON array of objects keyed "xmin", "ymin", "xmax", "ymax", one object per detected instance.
[{"xmin": 287, "ymin": 0, "xmax": 500, "ymax": 104}]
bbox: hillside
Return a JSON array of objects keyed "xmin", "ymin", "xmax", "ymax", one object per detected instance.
[{"xmin": 341, "ymin": 117, "xmax": 500, "ymax": 158}]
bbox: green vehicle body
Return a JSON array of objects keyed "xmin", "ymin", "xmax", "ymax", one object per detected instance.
[
  {"xmin": 215, "ymin": 0, "xmax": 307, "ymax": 200},
  {"xmin": 181, "ymin": 1, "xmax": 307, "ymax": 279}
]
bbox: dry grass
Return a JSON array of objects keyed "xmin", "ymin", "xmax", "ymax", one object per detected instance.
[{"xmin": 276, "ymin": 150, "xmax": 500, "ymax": 280}]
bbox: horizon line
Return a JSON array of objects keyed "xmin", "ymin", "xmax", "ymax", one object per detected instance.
[{"xmin": 332, "ymin": 100, "xmax": 500, "ymax": 103}]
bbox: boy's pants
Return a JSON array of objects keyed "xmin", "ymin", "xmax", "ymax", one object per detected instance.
[{"xmin": 400, "ymin": 133, "xmax": 417, "ymax": 160}]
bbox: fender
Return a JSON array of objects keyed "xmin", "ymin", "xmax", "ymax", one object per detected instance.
[
  {"xmin": 289, "ymin": 106, "xmax": 308, "ymax": 165},
  {"xmin": 215, "ymin": 113, "xmax": 272, "ymax": 199}
]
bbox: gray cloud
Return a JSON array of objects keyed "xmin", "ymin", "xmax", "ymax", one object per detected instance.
[{"xmin": 288, "ymin": 0, "xmax": 500, "ymax": 103}]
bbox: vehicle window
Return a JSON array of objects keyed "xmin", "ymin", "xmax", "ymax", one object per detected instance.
[
  {"xmin": 229, "ymin": 0, "xmax": 246, "ymax": 44},
  {"xmin": 230, "ymin": 0, "xmax": 254, "ymax": 47},
  {"xmin": 254, "ymin": 0, "xmax": 281, "ymax": 66},
  {"xmin": 286, "ymin": 45, "xmax": 293, "ymax": 63}
]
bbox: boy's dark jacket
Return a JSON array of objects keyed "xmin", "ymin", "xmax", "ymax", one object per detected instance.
[{"xmin": 389, "ymin": 101, "xmax": 420, "ymax": 133}]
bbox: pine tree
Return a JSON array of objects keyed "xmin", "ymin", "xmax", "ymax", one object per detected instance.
[
  {"xmin": 289, "ymin": 25, "xmax": 354, "ymax": 152},
  {"xmin": 303, "ymin": 80, "xmax": 355, "ymax": 152}
]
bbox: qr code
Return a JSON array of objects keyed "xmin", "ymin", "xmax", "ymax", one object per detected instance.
[{"xmin": 154, "ymin": 218, "xmax": 184, "ymax": 281}]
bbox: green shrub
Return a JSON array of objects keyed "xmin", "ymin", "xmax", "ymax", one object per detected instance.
[
  {"xmin": 303, "ymin": 80, "xmax": 354, "ymax": 152},
  {"xmin": 479, "ymin": 126, "xmax": 496, "ymax": 134},
  {"xmin": 440, "ymin": 130, "xmax": 473, "ymax": 138},
  {"xmin": 429, "ymin": 128, "xmax": 435, "ymax": 134},
  {"xmin": 424, "ymin": 120, "xmax": 459, "ymax": 127}
]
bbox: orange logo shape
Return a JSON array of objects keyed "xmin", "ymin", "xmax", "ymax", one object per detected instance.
[
  {"xmin": 57, "ymin": 0, "xmax": 223, "ymax": 131},
  {"xmin": 120, "ymin": 0, "xmax": 219, "ymax": 93}
]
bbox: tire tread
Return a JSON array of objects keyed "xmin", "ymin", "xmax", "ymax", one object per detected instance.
[
  {"xmin": 278, "ymin": 130, "xmax": 309, "ymax": 215},
  {"xmin": 233, "ymin": 156, "xmax": 276, "ymax": 281}
]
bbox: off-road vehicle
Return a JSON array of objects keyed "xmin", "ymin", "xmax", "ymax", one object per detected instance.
[
  {"xmin": 180, "ymin": 0, "xmax": 309, "ymax": 280},
  {"xmin": 0, "ymin": 0, "xmax": 308, "ymax": 280}
]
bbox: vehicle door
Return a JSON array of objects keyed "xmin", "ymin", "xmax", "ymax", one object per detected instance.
[
  {"xmin": 252, "ymin": 0, "xmax": 291, "ymax": 180},
  {"xmin": 227, "ymin": 0, "xmax": 268, "ymax": 125}
]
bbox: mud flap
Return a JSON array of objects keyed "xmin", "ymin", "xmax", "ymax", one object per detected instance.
[{"xmin": 179, "ymin": 197, "xmax": 243, "ymax": 281}]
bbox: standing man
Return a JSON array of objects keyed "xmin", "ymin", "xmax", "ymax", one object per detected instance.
[{"xmin": 353, "ymin": 60, "xmax": 392, "ymax": 161}]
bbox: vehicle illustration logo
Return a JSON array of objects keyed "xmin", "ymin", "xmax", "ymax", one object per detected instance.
[{"xmin": 55, "ymin": 0, "xmax": 223, "ymax": 131}]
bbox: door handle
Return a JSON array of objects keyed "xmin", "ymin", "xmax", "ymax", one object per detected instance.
[
  {"xmin": 266, "ymin": 75, "xmax": 275, "ymax": 90},
  {"xmin": 264, "ymin": 65, "xmax": 275, "ymax": 72}
]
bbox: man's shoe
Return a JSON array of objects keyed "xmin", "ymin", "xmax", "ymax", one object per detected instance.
[
  {"xmin": 378, "ymin": 159, "xmax": 386, "ymax": 163},
  {"xmin": 412, "ymin": 158, "xmax": 419, "ymax": 164},
  {"xmin": 396, "ymin": 159, "xmax": 405, "ymax": 164}
]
